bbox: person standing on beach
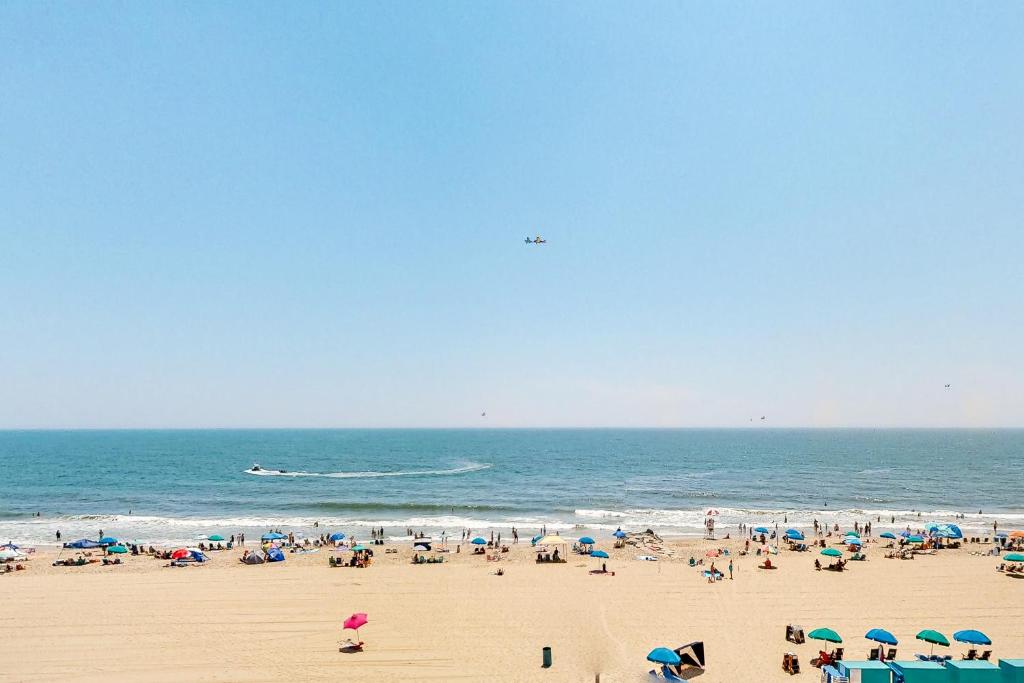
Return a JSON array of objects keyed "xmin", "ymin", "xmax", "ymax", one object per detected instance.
[
  {"xmin": 728, "ymin": 559, "xmax": 733, "ymax": 580},
  {"xmin": 56, "ymin": 530, "xmax": 61, "ymax": 542}
]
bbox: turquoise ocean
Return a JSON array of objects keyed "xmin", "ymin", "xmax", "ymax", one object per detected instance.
[{"xmin": 0, "ymin": 429, "xmax": 1020, "ymax": 545}]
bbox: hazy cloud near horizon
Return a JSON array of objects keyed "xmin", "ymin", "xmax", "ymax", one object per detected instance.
[{"xmin": 1, "ymin": 4, "xmax": 1021, "ymax": 428}]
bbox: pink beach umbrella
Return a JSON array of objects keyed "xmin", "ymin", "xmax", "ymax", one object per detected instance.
[{"xmin": 343, "ymin": 613, "xmax": 369, "ymax": 642}]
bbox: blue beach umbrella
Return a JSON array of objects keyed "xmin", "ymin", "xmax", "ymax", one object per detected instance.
[
  {"xmin": 844, "ymin": 531, "xmax": 860, "ymax": 538},
  {"xmin": 471, "ymin": 537, "xmax": 486, "ymax": 545},
  {"xmin": 865, "ymin": 628, "xmax": 899, "ymax": 646},
  {"xmin": 99, "ymin": 536, "xmax": 118, "ymax": 545},
  {"xmin": 995, "ymin": 532, "xmax": 1008, "ymax": 538},
  {"xmin": 261, "ymin": 532, "xmax": 287, "ymax": 541},
  {"xmin": 647, "ymin": 647, "xmax": 682, "ymax": 665},
  {"xmin": 754, "ymin": 527, "xmax": 770, "ymax": 534},
  {"xmin": 591, "ymin": 550, "xmax": 609, "ymax": 559},
  {"xmin": 953, "ymin": 630, "xmax": 991, "ymax": 646},
  {"xmin": 579, "ymin": 536, "xmax": 595, "ymax": 545},
  {"xmin": 785, "ymin": 529, "xmax": 804, "ymax": 541},
  {"xmin": 613, "ymin": 530, "xmax": 626, "ymax": 538},
  {"xmin": 880, "ymin": 532, "xmax": 896, "ymax": 539},
  {"xmin": 846, "ymin": 538, "xmax": 862, "ymax": 546},
  {"xmin": 328, "ymin": 532, "xmax": 346, "ymax": 542}
]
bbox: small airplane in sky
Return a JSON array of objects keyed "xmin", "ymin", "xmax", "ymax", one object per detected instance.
[{"xmin": 524, "ymin": 235, "xmax": 547, "ymax": 244}]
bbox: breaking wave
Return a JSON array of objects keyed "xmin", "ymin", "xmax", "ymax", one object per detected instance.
[{"xmin": 243, "ymin": 462, "xmax": 492, "ymax": 479}]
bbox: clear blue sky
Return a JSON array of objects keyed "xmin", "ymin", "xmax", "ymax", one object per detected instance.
[{"xmin": 2, "ymin": 3, "xmax": 1021, "ymax": 428}]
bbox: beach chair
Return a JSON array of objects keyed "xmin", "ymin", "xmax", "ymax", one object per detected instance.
[
  {"xmin": 886, "ymin": 648, "xmax": 897, "ymax": 660},
  {"xmin": 833, "ymin": 647, "xmax": 843, "ymax": 661},
  {"xmin": 963, "ymin": 648, "xmax": 978, "ymax": 660},
  {"xmin": 979, "ymin": 649, "xmax": 991, "ymax": 660},
  {"xmin": 868, "ymin": 648, "xmax": 880, "ymax": 660}
]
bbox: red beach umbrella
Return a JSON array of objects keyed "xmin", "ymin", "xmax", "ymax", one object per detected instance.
[
  {"xmin": 170, "ymin": 548, "xmax": 189, "ymax": 560},
  {"xmin": 343, "ymin": 612, "xmax": 368, "ymax": 640}
]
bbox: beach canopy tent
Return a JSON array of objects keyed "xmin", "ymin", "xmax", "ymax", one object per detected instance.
[
  {"xmin": 471, "ymin": 537, "xmax": 486, "ymax": 545},
  {"xmin": 262, "ymin": 532, "xmax": 287, "ymax": 542},
  {"xmin": 880, "ymin": 532, "xmax": 897, "ymax": 539},
  {"xmin": 536, "ymin": 535, "xmax": 569, "ymax": 546},
  {"xmin": 865, "ymin": 628, "xmax": 898, "ymax": 646},
  {"xmin": 673, "ymin": 642, "xmax": 705, "ymax": 669},
  {"xmin": 821, "ymin": 548, "xmax": 843, "ymax": 558},
  {"xmin": 243, "ymin": 549, "xmax": 267, "ymax": 564},
  {"xmin": 1003, "ymin": 553, "xmax": 1024, "ymax": 562},
  {"xmin": 578, "ymin": 536, "xmax": 595, "ymax": 545},
  {"xmin": 328, "ymin": 532, "xmax": 346, "ymax": 542},
  {"xmin": 785, "ymin": 529, "xmax": 805, "ymax": 541},
  {"xmin": 647, "ymin": 647, "xmax": 681, "ymax": 665},
  {"xmin": 953, "ymin": 630, "xmax": 991, "ymax": 645},
  {"xmin": 64, "ymin": 539, "xmax": 103, "ymax": 549},
  {"xmin": 266, "ymin": 547, "xmax": 285, "ymax": 562},
  {"xmin": 591, "ymin": 550, "xmax": 609, "ymax": 559},
  {"xmin": 809, "ymin": 628, "xmax": 843, "ymax": 644}
]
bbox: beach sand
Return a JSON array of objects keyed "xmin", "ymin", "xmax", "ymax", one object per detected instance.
[{"xmin": 1, "ymin": 538, "xmax": 1020, "ymax": 681}]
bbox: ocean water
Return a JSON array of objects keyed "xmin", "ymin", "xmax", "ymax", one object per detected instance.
[{"xmin": 0, "ymin": 429, "xmax": 1021, "ymax": 545}]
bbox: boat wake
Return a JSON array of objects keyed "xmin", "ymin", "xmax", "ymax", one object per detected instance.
[{"xmin": 243, "ymin": 462, "xmax": 492, "ymax": 479}]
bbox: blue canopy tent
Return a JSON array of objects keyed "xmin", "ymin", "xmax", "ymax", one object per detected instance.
[
  {"xmin": 64, "ymin": 539, "xmax": 103, "ymax": 549},
  {"xmin": 266, "ymin": 547, "xmax": 286, "ymax": 562}
]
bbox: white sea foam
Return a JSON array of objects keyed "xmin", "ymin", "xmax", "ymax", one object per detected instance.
[{"xmin": 243, "ymin": 462, "xmax": 491, "ymax": 478}]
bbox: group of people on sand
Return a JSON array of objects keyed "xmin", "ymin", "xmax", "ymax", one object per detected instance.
[{"xmin": 535, "ymin": 548, "xmax": 564, "ymax": 563}]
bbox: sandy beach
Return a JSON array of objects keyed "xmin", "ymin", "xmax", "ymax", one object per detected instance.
[{"xmin": 2, "ymin": 536, "xmax": 1021, "ymax": 682}]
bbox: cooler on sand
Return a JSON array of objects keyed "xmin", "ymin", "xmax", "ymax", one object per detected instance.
[
  {"xmin": 945, "ymin": 660, "xmax": 1000, "ymax": 682},
  {"xmin": 838, "ymin": 660, "xmax": 892, "ymax": 683}
]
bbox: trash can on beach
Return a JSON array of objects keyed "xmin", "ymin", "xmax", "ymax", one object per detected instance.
[{"xmin": 542, "ymin": 646, "xmax": 552, "ymax": 668}]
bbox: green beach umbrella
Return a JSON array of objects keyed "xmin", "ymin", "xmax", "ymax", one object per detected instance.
[
  {"xmin": 844, "ymin": 531, "xmax": 860, "ymax": 538},
  {"xmin": 351, "ymin": 545, "xmax": 368, "ymax": 552},
  {"xmin": 107, "ymin": 545, "xmax": 127, "ymax": 554},
  {"xmin": 821, "ymin": 548, "xmax": 842, "ymax": 558},
  {"xmin": 916, "ymin": 629, "xmax": 949, "ymax": 656},
  {"xmin": 808, "ymin": 628, "xmax": 843, "ymax": 644},
  {"xmin": 906, "ymin": 535, "xmax": 925, "ymax": 544},
  {"xmin": 209, "ymin": 535, "xmax": 225, "ymax": 542},
  {"xmin": 1003, "ymin": 553, "xmax": 1024, "ymax": 563}
]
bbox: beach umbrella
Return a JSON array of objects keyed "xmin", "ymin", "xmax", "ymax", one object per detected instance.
[
  {"xmin": 705, "ymin": 549, "xmax": 719, "ymax": 558},
  {"xmin": 785, "ymin": 529, "xmax": 804, "ymax": 541},
  {"xmin": 880, "ymin": 532, "xmax": 896, "ymax": 539},
  {"xmin": 536, "ymin": 535, "xmax": 568, "ymax": 546},
  {"xmin": 846, "ymin": 538, "xmax": 862, "ymax": 546},
  {"xmin": 578, "ymin": 536, "xmax": 595, "ymax": 545},
  {"xmin": 329, "ymin": 532, "xmax": 346, "ymax": 542},
  {"xmin": 107, "ymin": 545, "xmax": 127, "ymax": 554},
  {"xmin": 591, "ymin": 550, "xmax": 609, "ymax": 559},
  {"xmin": 900, "ymin": 530, "xmax": 911, "ymax": 537},
  {"xmin": 0, "ymin": 549, "xmax": 25, "ymax": 561},
  {"xmin": 208, "ymin": 535, "xmax": 225, "ymax": 542},
  {"xmin": 0, "ymin": 542, "xmax": 18, "ymax": 550},
  {"xmin": 865, "ymin": 628, "xmax": 898, "ymax": 646},
  {"xmin": 1010, "ymin": 530, "xmax": 1024, "ymax": 539},
  {"xmin": 471, "ymin": 537, "xmax": 486, "ymax": 545},
  {"xmin": 261, "ymin": 532, "xmax": 287, "ymax": 541},
  {"xmin": 995, "ymin": 532, "xmax": 1008, "ymax": 538},
  {"xmin": 820, "ymin": 548, "xmax": 842, "ymax": 558},
  {"xmin": 647, "ymin": 647, "xmax": 682, "ymax": 666},
  {"xmin": 754, "ymin": 527, "xmax": 770, "ymax": 534},
  {"xmin": 613, "ymin": 530, "xmax": 626, "ymax": 538},
  {"xmin": 916, "ymin": 629, "xmax": 949, "ymax": 656},
  {"xmin": 99, "ymin": 536, "xmax": 118, "ymax": 545},
  {"xmin": 351, "ymin": 544, "xmax": 368, "ymax": 552},
  {"xmin": 953, "ymin": 630, "xmax": 991, "ymax": 646},
  {"xmin": 170, "ymin": 548, "xmax": 190, "ymax": 560},
  {"xmin": 1003, "ymin": 552, "xmax": 1024, "ymax": 562},
  {"xmin": 343, "ymin": 612, "xmax": 368, "ymax": 641},
  {"xmin": 844, "ymin": 531, "xmax": 860, "ymax": 538},
  {"xmin": 705, "ymin": 509, "xmax": 720, "ymax": 516},
  {"xmin": 906, "ymin": 535, "xmax": 924, "ymax": 544},
  {"xmin": 808, "ymin": 628, "xmax": 843, "ymax": 644}
]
